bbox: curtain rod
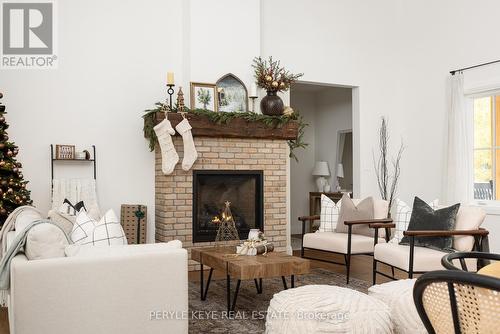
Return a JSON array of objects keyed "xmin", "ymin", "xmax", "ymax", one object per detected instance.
[{"xmin": 450, "ymin": 59, "xmax": 500, "ymax": 75}]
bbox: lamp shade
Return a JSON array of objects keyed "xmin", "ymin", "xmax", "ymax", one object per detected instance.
[
  {"xmin": 312, "ymin": 161, "xmax": 330, "ymax": 176},
  {"xmin": 336, "ymin": 163, "xmax": 344, "ymax": 178}
]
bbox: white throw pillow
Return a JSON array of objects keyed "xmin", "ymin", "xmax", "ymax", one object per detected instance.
[
  {"xmin": 318, "ymin": 194, "xmax": 341, "ymax": 232},
  {"xmin": 25, "ymin": 223, "xmax": 70, "ymax": 260},
  {"xmin": 391, "ymin": 198, "xmax": 439, "ymax": 243},
  {"xmin": 453, "ymin": 206, "xmax": 486, "ymax": 251},
  {"xmin": 71, "ymin": 209, "xmax": 127, "ymax": 246},
  {"xmin": 14, "ymin": 208, "xmax": 43, "ymax": 236}
]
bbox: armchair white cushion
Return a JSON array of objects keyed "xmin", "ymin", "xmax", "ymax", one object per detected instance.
[
  {"xmin": 374, "ymin": 204, "xmax": 485, "ymax": 279},
  {"xmin": 304, "ymin": 232, "xmax": 386, "ymax": 254},
  {"xmin": 374, "ymin": 243, "xmax": 448, "ymax": 272},
  {"xmin": 9, "ymin": 242, "xmax": 188, "ymax": 334}
]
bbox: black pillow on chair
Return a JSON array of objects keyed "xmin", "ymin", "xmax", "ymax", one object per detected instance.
[
  {"xmin": 399, "ymin": 197, "xmax": 460, "ymax": 250},
  {"xmin": 62, "ymin": 198, "xmax": 86, "ymax": 215}
]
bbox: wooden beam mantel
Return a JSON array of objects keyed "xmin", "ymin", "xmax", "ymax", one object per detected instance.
[{"xmin": 151, "ymin": 112, "xmax": 299, "ymax": 140}]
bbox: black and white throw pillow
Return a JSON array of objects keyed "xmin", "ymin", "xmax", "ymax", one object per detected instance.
[
  {"xmin": 318, "ymin": 195, "xmax": 342, "ymax": 232},
  {"xmin": 71, "ymin": 209, "xmax": 127, "ymax": 246}
]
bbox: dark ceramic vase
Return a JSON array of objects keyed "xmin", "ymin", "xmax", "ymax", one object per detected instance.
[{"xmin": 260, "ymin": 90, "xmax": 284, "ymax": 116}]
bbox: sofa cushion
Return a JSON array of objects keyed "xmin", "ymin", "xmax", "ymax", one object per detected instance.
[
  {"xmin": 318, "ymin": 195, "xmax": 341, "ymax": 232},
  {"xmin": 25, "ymin": 223, "xmax": 70, "ymax": 260},
  {"xmin": 453, "ymin": 206, "xmax": 486, "ymax": 251},
  {"xmin": 14, "ymin": 208, "xmax": 43, "ymax": 236},
  {"xmin": 336, "ymin": 195, "xmax": 375, "ymax": 236},
  {"xmin": 71, "ymin": 209, "xmax": 127, "ymax": 246},
  {"xmin": 400, "ymin": 197, "xmax": 460, "ymax": 251},
  {"xmin": 48, "ymin": 209, "xmax": 75, "ymax": 236},
  {"xmin": 368, "ymin": 279, "xmax": 425, "ymax": 334},
  {"xmin": 65, "ymin": 240, "xmax": 181, "ymax": 257},
  {"xmin": 303, "ymin": 231, "xmax": 385, "ymax": 254}
]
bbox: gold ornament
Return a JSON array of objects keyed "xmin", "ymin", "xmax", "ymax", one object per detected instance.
[
  {"xmin": 279, "ymin": 82, "xmax": 286, "ymax": 89},
  {"xmin": 271, "ymin": 81, "xmax": 279, "ymax": 88},
  {"xmin": 265, "ymin": 75, "xmax": 272, "ymax": 82},
  {"xmin": 283, "ymin": 106, "xmax": 294, "ymax": 116}
]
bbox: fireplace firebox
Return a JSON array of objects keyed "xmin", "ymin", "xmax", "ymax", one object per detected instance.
[{"xmin": 192, "ymin": 170, "xmax": 264, "ymax": 243}]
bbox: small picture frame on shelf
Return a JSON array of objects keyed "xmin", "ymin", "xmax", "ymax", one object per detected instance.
[
  {"xmin": 190, "ymin": 82, "xmax": 218, "ymax": 112},
  {"xmin": 55, "ymin": 145, "xmax": 75, "ymax": 160}
]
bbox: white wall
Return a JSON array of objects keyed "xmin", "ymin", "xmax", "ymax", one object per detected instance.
[
  {"xmin": 315, "ymin": 88, "xmax": 352, "ymax": 187},
  {"xmin": 289, "ymin": 89, "xmax": 316, "ymax": 234}
]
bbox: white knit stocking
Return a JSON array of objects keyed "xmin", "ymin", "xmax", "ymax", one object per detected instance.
[
  {"xmin": 153, "ymin": 118, "xmax": 179, "ymax": 174},
  {"xmin": 175, "ymin": 118, "xmax": 198, "ymax": 171}
]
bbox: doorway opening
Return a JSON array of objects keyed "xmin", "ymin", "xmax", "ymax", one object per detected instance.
[{"xmin": 289, "ymin": 82, "xmax": 356, "ymax": 250}]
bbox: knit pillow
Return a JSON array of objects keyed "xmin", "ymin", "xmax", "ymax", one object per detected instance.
[
  {"xmin": 318, "ymin": 195, "xmax": 342, "ymax": 232},
  {"xmin": 391, "ymin": 198, "xmax": 439, "ymax": 243},
  {"xmin": 71, "ymin": 209, "xmax": 127, "ymax": 246}
]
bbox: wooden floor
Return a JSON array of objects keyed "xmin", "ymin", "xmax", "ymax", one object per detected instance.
[{"xmin": 0, "ymin": 250, "xmax": 406, "ymax": 334}]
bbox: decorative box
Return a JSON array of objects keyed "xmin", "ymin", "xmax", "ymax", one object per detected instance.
[{"xmin": 120, "ymin": 204, "xmax": 147, "ymax": 244}]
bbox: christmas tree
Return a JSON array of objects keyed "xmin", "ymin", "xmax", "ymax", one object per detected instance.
[{"xmin": 0, "ymin": 92, "xmax": 32, "ymax": 224}]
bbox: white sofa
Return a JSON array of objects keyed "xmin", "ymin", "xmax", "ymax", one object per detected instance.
[{"xmin": 8, "ymin": 242, "xmax": 188, "ymax": 334}]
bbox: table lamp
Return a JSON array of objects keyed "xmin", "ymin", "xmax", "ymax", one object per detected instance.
[{"xmin": 312, "ymin": 161, "xmax": 330, "ymax": 192}]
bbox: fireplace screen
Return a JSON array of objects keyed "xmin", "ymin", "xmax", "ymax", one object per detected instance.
[{"xmin": 192, "ymin": 170, "xmax": 263, "ymax": 243}]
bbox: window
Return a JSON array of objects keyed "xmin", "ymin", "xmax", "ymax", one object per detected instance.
[{"xmin": 473, "ymin": 95, "xmax": 500, "ymax": 200}]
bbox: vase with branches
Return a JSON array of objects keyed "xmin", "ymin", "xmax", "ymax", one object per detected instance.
[{"xmin": 373, "ymin": 117, "xmax": 404, "ymax": 213}]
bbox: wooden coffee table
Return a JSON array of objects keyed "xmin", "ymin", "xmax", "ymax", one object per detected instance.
[{"xmin": 191, "ymin": 246, "xmax": 310, "ymax": 312}]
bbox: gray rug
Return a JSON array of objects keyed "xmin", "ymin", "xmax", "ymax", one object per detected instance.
[{"xmin": 188, "ymin": 268, "xmax": 370, "ymax": 334}]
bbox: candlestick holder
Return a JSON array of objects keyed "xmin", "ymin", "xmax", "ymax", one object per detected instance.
[
  {"xmin": 166, "ymin": 84, "xmax": 175, "ymax": 110},
  {"xmin": 249, "ymin": 96, "xmax": 258, "ymax": 113}
]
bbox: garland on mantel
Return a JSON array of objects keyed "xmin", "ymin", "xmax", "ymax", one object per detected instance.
[{"xmin": 142, "ymin": 102, "xmax": 308, "ymax": 161}]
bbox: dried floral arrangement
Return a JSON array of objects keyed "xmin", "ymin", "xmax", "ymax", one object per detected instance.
[{"xmin": 252, "ymin": 56, "xmax": 303, "ymax": 92}]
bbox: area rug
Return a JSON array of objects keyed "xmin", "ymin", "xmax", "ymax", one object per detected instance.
[{"xmin": 188, "ymin": 268, "xmax": 370, "ymax": 334}]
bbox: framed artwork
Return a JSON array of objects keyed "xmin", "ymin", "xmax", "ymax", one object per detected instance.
[
  {"xmin": 190, "ymin": 82, "xmax": 218, "ymax": 112},
  {"xmin": 216, "ymin": 73, "xmax": 248, "ymax": 113},
  {"xmin": 55, "ymin": 145, "xmax": 75, "ymax": 159}
]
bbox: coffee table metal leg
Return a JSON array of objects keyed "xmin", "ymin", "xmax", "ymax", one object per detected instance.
[
  {"xmin": 201, "ymin": 268, "xmax": 213, "ymax": 301},
  {"xmin": 226, "ymin": 275, "xmax": 231, "ymax": 312},
  {"xmin": 291, "ymin": 275, "xmax": 295, "ymax": 288},
  {"xmin": 230, "ymin": 280, "xmax": 241, "ymax": 311},
  {"xmin": 200, "ymin": 264, "xmax": 204, "ymax": 300},
  {"xmin": 254, "ymin": 278, "xmax": 263, "ymax": 294},
  {"xmin": 281, "ymin": 276, "xmax": 288, "ymax": 290}
]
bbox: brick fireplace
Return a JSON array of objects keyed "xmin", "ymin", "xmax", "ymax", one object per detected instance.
[{"xmin": 155, "ymin": 135, "xmax": 290, "ymax": 271}]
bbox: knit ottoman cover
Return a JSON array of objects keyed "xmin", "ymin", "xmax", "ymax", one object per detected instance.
[
  {"xmin": 368, "ymin": 279, "xmax": 425, "ymax": 334},
  {"xmin": 265, "ymin": 285, "xmax": 393, "ymax": 334}
]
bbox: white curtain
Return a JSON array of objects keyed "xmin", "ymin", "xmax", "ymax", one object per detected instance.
[{"xmin": 445, "ymin": 73, "xmax": 473, "ymax": 204}]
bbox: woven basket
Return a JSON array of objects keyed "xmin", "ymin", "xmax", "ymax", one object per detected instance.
[{"xmin": 120, "ymin": 204, "xmax": 147, "ymax": 244}]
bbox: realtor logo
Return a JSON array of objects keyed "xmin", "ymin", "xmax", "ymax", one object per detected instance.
[{"xmin": 1, "ymin": 0, "xmax": 57, "ymax": 69}]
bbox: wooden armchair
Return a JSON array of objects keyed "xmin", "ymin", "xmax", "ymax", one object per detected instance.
[
  {"xmin": 299, "ymin": 214, "xmax": 393, "ymax": 284},
  {"xmin": 372, "ymin": 227, "xmax": 489, "ymax": 284}
]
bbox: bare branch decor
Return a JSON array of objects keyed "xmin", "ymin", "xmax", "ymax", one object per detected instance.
[{"xmin": 373, "ymin": 117, "xmax": 404, "ymax": 212}]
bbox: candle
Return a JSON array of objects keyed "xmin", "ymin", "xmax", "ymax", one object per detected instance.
[
  {"xmin": 167, "ymin": 72, "xmax": 174, "ymax": 85},
  {"xmin": 249, "ymin": 83, "xmax": 258, "ymax": 97}
]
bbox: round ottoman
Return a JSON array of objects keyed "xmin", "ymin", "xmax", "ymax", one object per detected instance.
[
  {"xmin": 265, "ymin": 285, "xmax": 393, "ymax": 334},
  {"xmin": 368, "ymin": 279, "xmax": 425, "ymax": 334}
]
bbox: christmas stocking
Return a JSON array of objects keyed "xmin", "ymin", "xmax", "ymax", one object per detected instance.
[
  {"xmin": 153, "ymin": 118, "xmax": 179, "ymax": 174},
  {"xmin": 175, "ymin": 118, "xmax": 198, "ymax": 171}
]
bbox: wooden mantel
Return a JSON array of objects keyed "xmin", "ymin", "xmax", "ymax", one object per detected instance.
[{"xmin": 151, "ymin": 112, "xmax": 299, "ymax": 140}]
